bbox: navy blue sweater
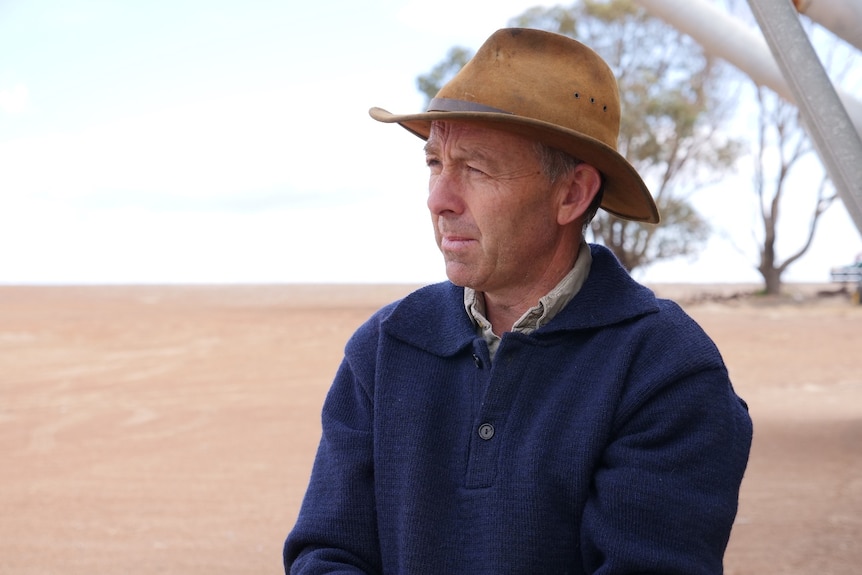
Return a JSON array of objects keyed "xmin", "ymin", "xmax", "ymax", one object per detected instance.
[{"xmin": 285, "ymin": 245, "xmax": 752, "ymax": 574}]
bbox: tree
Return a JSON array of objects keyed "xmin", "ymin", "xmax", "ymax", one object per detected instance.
[
  {"xmin": 749, "ymin": 84, "xmax": 836, "ymax": 295},
  {"xmin": 724, "ymin": 2, "xmax": 856, "ymax": 295},
  {"xmin": 416, "ymin": 0, "xmax": 741, "ymax": 273}
]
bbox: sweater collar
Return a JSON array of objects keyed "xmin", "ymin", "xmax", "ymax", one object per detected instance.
[{"xmin": 381, "ymin": 244, "xmax": 660, "ymax": 357}]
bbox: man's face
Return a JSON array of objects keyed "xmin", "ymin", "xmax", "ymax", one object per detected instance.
[{"xmin": 424, "ymin": 121, "xmax": 568, "ymax": 295}]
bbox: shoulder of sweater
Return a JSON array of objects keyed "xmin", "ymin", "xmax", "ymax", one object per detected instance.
[{"xmin": 345, "ymin": 281, "xmax": 474, "ymax": 358}]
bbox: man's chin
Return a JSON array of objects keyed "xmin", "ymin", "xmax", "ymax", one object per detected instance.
[{"xmin": 443, "ymin": 262, "xmax": 477, "ymax": 290}]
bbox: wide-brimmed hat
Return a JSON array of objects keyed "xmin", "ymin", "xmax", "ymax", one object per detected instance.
[{"xmin": 370, "ymin": 28, "xmax": 659, "ymax": 223}]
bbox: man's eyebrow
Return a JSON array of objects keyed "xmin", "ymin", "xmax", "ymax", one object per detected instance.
[{"xmin": 423, "ymin": 139, "xmax": 495, "ymax": 164}]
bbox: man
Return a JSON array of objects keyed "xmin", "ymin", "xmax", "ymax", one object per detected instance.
[{"xmin": 285, "ymin": 28, "xmax": 752, "ymax": 574}]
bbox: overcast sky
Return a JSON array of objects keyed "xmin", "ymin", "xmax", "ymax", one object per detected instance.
[{"xmin": 1, "ymin": 0, "xmax": 859, "ymax": 285}]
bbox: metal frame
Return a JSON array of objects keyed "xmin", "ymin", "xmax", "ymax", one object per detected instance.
[
  {"xmin": 635, "ymin": 0, "xmax": 862, "ymax": 237},
  {"xmin": 747, "ymin": 0, "xmax": 862, "ymax": 237}
]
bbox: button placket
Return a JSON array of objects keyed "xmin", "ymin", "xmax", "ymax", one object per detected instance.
[{"xmin": 464, "ymin": 340, "xmax": 512, "ymax": 489}]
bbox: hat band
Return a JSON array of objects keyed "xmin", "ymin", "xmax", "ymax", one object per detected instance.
[{"xmin": 427, "ymin": 97, "xmax": 512, "ymax": 114}]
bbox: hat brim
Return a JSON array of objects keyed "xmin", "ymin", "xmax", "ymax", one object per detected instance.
[{"xmin": 369, "ymin": 106, "xmax": 659, "ymax": 224}]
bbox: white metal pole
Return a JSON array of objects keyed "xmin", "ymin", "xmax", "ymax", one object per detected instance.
[{"xmin": 747, "ymin": 0, "xmax": 862, "ymax": 236}]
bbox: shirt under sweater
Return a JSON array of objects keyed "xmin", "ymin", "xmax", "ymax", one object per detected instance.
[{"xmin": 465, "ymin": 241, "xmax": 592, "ymax": 360}]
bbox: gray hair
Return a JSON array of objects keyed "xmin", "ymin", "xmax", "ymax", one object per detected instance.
[{"xmin": 533, "ymin": 142, "xmax": 605, "ymax": 228}]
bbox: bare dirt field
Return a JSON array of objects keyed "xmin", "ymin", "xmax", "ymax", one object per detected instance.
[{"xmin": 0, "ymin": 283, "xmax": 860, "ymax": 574}]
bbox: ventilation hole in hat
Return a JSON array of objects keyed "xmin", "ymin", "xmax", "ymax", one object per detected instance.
[
  {"xmin": 603, "ymin": 105, "xmax": 608, "ymax": 111},
  {"xmin": 590, "ymin": 97, "xmax": 595, "ymax": 103},
  {"xmin": 574, "ymin": 92, "xmax": 580, "ymax": 99}
]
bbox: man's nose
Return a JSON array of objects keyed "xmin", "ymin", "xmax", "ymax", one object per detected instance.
[{"xmin": 427, "ymin": 169, "xmax": 465, "ymax": 215}]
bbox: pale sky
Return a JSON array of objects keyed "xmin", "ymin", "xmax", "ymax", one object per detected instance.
[{"xmin": 1, "ymin": 0, "xmax": 859, "ymax": 285}]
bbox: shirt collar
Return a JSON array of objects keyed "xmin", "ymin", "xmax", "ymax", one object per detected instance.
[{"xmin": 464, "ymin": 240, "xmax": 593, "ymax": 339}]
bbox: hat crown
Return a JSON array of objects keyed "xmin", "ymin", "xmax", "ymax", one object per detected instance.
[{"xmin": 433, "ymin": 28, "xmax": 621, "ymax": 150}]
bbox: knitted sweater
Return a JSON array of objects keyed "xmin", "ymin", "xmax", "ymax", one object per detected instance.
[{"xmin": 285, "ymin": 244, "xmax": 752, "ymax": 574}]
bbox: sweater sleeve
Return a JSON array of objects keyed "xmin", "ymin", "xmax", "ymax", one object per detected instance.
[
  {"xmin": 580, "ymin": 322, "xmax": 752, "ymax": 574},
  {"xmin": 284, "ymin": 323, "xmax": 382, "ymax": 574}
]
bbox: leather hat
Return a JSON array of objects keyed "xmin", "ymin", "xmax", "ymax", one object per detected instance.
[{"xmin": 370, "ymin": 28, "xmax": 659, "ymax": 223}]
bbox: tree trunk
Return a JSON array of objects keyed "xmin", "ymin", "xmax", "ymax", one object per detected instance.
[{"xmin": 762, "ymin": 266, "xmax": 782, "ymax": 295}]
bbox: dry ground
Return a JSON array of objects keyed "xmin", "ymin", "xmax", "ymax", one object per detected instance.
[{"xmin": 0, "ymin": 283, "xmax": 860, "ymax": 574}]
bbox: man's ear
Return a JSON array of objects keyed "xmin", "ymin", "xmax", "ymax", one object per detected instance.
[{"xmin": 557, "ymin": 163, "xmax": 602, "ymax": 226}]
